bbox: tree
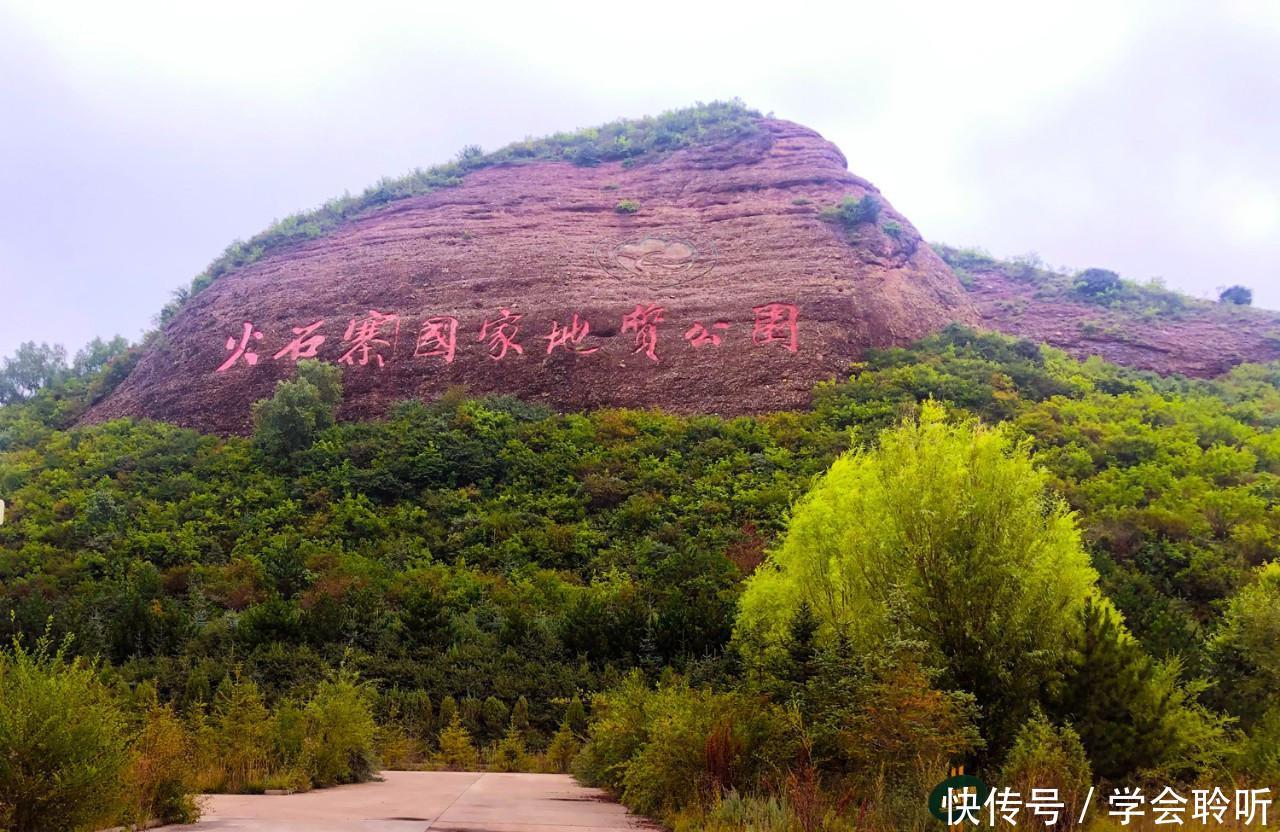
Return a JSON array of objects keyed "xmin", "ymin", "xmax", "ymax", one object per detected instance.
[
  {"xmin": 565, "ymin": 694, "xmax": 588, "ymax": 737},
  {"xmin": 546, "ymin": 722, "xmax": 580, "ymax": 773},
  {"xmin": 1072, "ymin": 268, "xmax": 1122, "ymax": 298},
  {"xmin": 1000, "ymin": 713, "xmax": 1091, "ymax": 823},
  {"xmin": 821, "ymin": 194, "xmax": 880, "ymax": 229},
  {"xmin": 0, "ymin": 342, "xmax": 68, "ymax": 404},
  {"xmin": 1218, "ymin": 285, "xmax": 1253, "ymax": 305},
  {"xmin": 72, "ymin": 336, "xmax": 130, "ymax": 378},
  {"xmin": 251, "ymin": 359, "xmax": 342, "ymax": 458},
  {"xmin": 302, "ymin": 667, "xmax": 378, "ymax": 786},
  {"xmin": 213, "ymin": 675, "xmax": 272, "ymax": 791},
  {"xmin": 736, "ymin": 402, "xmax": 1100, "ymax": 747},
  {"xmin": 1209, "ymin": 561, "xmax": 1280, "ymax": 727},
  {"xmin": 488, "ymin": 726, "xmax": 529, "ymax": 772},
  {"xmin": 481, "ymin": 695, "xmax": 510, "ymax": 739},
  {"xmin": 124, "ymin": 704, "xmax": 200, "ymax": 825},
  {"xmin": 0, "ymin": 634, "xmax": 129, "ymax": 832},
  {"xmin": 436, "ymin": 713, "xmax": 480, "ymax": 771}
]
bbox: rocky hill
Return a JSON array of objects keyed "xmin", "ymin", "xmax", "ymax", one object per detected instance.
[
  {"xmin": 941, "ymin": 246, "xmax": 1280, "ymax": 377},
  {"xmin": 85, "ymin": 104, "xmax": 1279, "ymax": 433}
]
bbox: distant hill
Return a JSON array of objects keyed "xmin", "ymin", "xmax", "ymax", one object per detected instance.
[
  {"xmin": 84, "ymin": 103, "xmax": 1279, "ymax": 432},
  {"xmin": 941, "ymin": 246, "xmax": 1280, "ymax": 377}
]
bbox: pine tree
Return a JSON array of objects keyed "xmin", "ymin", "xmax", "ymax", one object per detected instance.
[{"xmin": 436, "ymin": 714, "xmax": 479, "ymax": 771}]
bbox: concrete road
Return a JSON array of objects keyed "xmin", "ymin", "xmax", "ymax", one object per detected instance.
[{"xmin": 159, "ymin": 771, "xmax": 653, "ymax": 832}]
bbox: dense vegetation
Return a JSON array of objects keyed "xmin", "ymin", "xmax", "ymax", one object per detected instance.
[{"xmin": 2, "ymin": 325, "xmax": 1279, "ymax": 829}]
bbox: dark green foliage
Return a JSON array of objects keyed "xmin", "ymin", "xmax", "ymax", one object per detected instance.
[
  {"xmin": 3, "ymin": 325, "xmax": 1280, "ymax": 816},
  {"xmin": 1073, "ymin": 267, "xmax": 1123, "ymax": 298},
  {"xmin": 820, "ymin": 194, "xmax": 881, "ymax": 229},
  {"xmin": 614, "ymin": 199, "xmax": 640, "ymax": 214},
  {"xmin": 481, "ymin": 696, "xmax": 510, "ymax": 739},
  {"xmin": 251, "ymin": 359, "xmax": 342, "ymax": 459},
  {"xmin": 1219, "ymin": 284, "xmax": 1253, "ymax": 305}
]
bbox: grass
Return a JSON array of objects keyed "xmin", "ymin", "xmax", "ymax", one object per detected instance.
[
  {"xmin": 933, "ymin": 244, "xmax": 1214, "ymax": 320},
  {"xmin": 156, "ymin": 100, "xmax": 762, "ymax": 325}
]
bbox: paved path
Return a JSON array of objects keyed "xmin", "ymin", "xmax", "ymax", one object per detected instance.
[{"xmin": 160, "ymin": 771, "xmax": 652, "ymax": 832}]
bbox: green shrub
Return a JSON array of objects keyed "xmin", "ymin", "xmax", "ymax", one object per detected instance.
[
  {"xmin": 481, "ymin": 695, "xmax": 510, "ymax": 738},
  {"xmin": 301, "ymin": 668, "xmax": 378, "ymax": 787},
  {"xmin": 882, "ymin": 219, "xmax": 903, "ymax": 239},
  {"xmin": 212, "ymin": 675, "xmax": 272, "ymax": 791},
  {"xmin": 0, "ymin": 634, "xmax": 129, "ymax": 832},
  {"xmin": 1000, "ymin": 713, "xmax": 1091, "ymax": 821},
  {"xmin": 438, "ymin": 695, "xmax": 459, "ymax": 733},
  {"xmin": 251, "ymin": 359, "xmax": 343, "ymax": 459},
  {"xmin": 820, "ymin": 194, "xmax": 881, "ymax": 229},
  {"xmin": 546, "ymin": 722, "xmax": 580, "ymax": 773},
  {"xmin": 1219, "ymin": 284, "xmax": 1253, "ymax": 305},
  {"xmin": 125, "ymin": 704, "xmax": 200, "ymax": 825},
  {"xmin": 614, "ymin": 199, "xmax": 641, "ymax": 214},
  {"xmin": 1072, "ymin": 267, "xmax": 1123, "ymax": 298},
  {"xmin": 488, "ymin": 727, "xmax": 529, "ymax": 772},
  {"xmin": 577, "ymin": 673, "xmax": 793, "ymax": 816}
]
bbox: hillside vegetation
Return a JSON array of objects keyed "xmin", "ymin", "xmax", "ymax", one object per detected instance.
[
  {"xmin": 155, "ymin": 100, "xmax": 762, "ymax": 326},
  {"xmin": 2, "ymin": 327, "xmax": 1279, "ymax": 829}
]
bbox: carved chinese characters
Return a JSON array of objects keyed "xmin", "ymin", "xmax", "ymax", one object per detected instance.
[{"xmin": 213, "ymin": 302, "xmax": 801, "ymax": 373}]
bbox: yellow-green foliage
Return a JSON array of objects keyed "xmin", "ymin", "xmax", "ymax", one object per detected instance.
[
  {"xmin": 575, "ymin": 672, "xmax": 794, "ymax": 816},
  {"xmin": 546, "ymin": 722, "xmax": 580, "ymax": 773},
  {"xmin": 1209, "ymin": 561, "xmax": 1280, "ymax": 725},
  {"xmin": 488, "ymin": 727, "xmax": 529, "ymax": 772},
  {"xmin": 1000, "ymin": 713, "xmax": 1092, "ymax": 821},
  {"xmin": 737, "ymin": 402, "xmax": 1098, "ymax": 740},
  {"xmin": 436, "ymin": 713, "xmax": 480, "ymax": 771},
  {"xmin": 212, "ymin": 675, "xmax": 272, "ymax": 792},
  {"xmin": 0, "ymin": 635, "xmax": 129, "ymax": 832},
  {"xmin": 124, "ymin": 704, "xmax": 200, "ymax": 825},
  {"xmin": 301, "ymin": 668, "xmax": 378, "ymax": 787}
]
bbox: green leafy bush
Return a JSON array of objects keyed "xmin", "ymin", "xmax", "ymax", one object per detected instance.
[
  {"xmin": 999, "ymin": 713, "xmax": 1091, "ymax": 821},
  {"xmin": 251, "ymin": 359, "xmax": 343, "ymax": 459},
  {"xmin": 0, "ymin": 634, "xmax": 129, "ymax": 832},
  {"xmin": 576, "ymin": 673, "xmax": 793, "ymax": 816},
  {"xmin": 820, "ymin": 195, "xmax": 880, "ymax": 229},
  {"xmin": 614, "ymin": 199, "xmax": 640, "ymax": 214},
  {"xmin": 301, "ymin": 668, "xmax": 378, "ymax": 786}
]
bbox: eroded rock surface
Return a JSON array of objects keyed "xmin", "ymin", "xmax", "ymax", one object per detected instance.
[{"xmin": 88, "ymin": 119, "xmax": 978, "ymax": 432}]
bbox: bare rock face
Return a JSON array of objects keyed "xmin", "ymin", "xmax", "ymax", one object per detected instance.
[{"xmin": 88, "ymin": 119, "xmax": 979, "ymax": 433}]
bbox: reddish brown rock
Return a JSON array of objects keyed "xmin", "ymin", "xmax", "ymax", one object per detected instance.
[
  {"xmin": 87, "ymin": 119, "xmax": 979, "ymax": 433},
  {"xmin": 965, "ymin": 267, "xmax": 1280, "ymax": 377}
]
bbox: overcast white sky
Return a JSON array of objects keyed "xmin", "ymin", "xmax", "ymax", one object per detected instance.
[{"xmin": 1, "ymin": 0, "xmax": 1277, "ymax": 358}]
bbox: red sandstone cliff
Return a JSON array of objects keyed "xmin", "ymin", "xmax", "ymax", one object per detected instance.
[{"xmin": 87, "ymin": 118, "xmax": 979, "ymax": 432}]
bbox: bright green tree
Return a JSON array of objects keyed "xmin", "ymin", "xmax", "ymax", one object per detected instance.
[
  {"xmin": 0, "ymin": 342, "xmax": 67, "ymax": 404},
  {"xmin": 737, "ymin": 402, "xmax": 1100, "ymax": 744},
  {"xmin": 1209, "ymin": 561, "xmax": 1280, "ymax": 726},
  {"xmin": 213, "ymin": 675, "xmax": 272, "ymax": 791}
]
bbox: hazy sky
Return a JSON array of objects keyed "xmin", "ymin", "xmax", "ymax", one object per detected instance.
[{"xmin": 1, "ymin": 1, "xmax": 1277, "ymax": 358}]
